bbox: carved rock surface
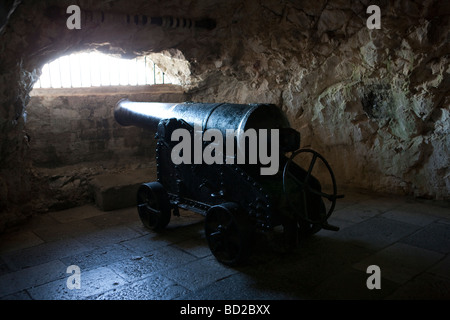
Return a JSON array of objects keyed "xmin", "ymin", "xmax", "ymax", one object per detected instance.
[{"xmin": 0, "ymin": 0, "xmax": 448, "ymax": 231}]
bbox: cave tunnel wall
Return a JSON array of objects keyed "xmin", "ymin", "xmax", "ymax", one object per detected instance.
[{"xmin": 0, "ymin": 0, "xmax": 449, "ymax": 231}]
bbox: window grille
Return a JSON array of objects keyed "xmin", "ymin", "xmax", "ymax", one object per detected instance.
[{"xmin": 33, "ymin": 52, "xmax": 179, "ymax": 89}]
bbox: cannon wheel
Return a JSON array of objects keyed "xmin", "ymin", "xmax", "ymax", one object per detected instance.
[
  {"xmin": 204, "ymin": 203, "xmax": 253, "ymax": 266},
  {"xmin": 137, "ymin": 182, "xmax": 171, "ymax": 231},
  {"xmin": 282, "ymin": 149, "xmax": 338, "ymax": 236},
  {"xmin": 298, "ymin": 200, "xmax": 326, "ymax": 238}
]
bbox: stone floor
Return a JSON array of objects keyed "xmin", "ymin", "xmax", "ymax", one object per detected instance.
[{"xmin": 0, "ymin": 189, "xmax": 449, "ymax": 301}]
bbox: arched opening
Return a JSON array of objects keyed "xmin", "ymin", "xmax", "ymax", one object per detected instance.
[{"xmin": 26, "ymin": 51, "xmax": 187, "ymax": 212}]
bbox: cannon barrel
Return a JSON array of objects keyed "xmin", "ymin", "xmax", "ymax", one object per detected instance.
[
  {"xmin": 114, "ymin": 99, "xmax": 341, "ymax": 266},
  {"xmin": 115, "ymin": 99, "xmax": 301, "ymax": 152},
  {"xmin": 115, "ymin": 99, "xmax": 293, "ymax": 134}
]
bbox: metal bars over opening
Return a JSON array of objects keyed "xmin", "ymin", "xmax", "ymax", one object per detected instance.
[{"xmin": 33, "ymin": 52, "xmax": 180, "ymax": 89}]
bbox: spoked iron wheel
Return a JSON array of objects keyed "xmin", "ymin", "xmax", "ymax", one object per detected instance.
[
  {"xmin": 297, "ymin": 200, "xmax": 326, "ymax": 238},
  {"xmin": 283, "ymin": 149, "xmax": 342, "ymax": 237},
  {"xmin": 137, "ymin": 182, "xmax": 171, "ymax": 231},
  {"xmin": 205, "ymin": 203, "xmax": 253, "ymax": 266}
]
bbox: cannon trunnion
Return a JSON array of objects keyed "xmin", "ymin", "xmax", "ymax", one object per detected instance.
[{"xmin": 115, "ymin": 100, "xmax": 343, "ymax": 266}]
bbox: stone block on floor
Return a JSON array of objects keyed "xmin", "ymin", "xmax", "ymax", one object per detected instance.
[{"xmin": 89, "ymin": 168, "xmax": 156, "ymax": 211}]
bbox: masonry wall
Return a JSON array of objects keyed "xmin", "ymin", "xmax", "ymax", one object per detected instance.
[
  {"xmin": 25, "ymin": 84, "xmax": 185, "ymax": 213},
  {"xmin": 27, "ymin": 85, "xmax": 184, "ymax": 167}
]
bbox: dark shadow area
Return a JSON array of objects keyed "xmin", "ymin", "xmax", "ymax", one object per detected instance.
[{"xmin": 1, "ymin": 190, "xmax": 449, "ymax": 300}]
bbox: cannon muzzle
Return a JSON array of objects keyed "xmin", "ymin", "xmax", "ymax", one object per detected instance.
[{"xmin": 114, "ymin": 99, "xmax": 178, "ymax": 130}]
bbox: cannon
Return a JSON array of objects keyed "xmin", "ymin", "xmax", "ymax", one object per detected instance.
[{"xmin": 114, "ymin": 100, "xmax": 343, "ymax": 265}]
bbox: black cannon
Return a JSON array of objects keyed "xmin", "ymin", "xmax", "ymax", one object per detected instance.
[{"xmin": 114, "ymin": 100, "xmax": 343, "ymax": 265}]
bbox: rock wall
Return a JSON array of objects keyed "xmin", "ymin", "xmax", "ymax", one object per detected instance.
[
  {"xmin": 0, "ymin": 0, "xmax": 448, "ymax": 231},
  {"xmin": 0, "ymin": 0, "xmax": 210, "ymax": 230},
  {"xmin": 185, "ymin": 0, "xmax": 450, "ymax": 200}
]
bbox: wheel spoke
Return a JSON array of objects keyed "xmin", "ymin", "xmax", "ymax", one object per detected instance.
[
  {"xmin": 208, "ymin": 233, "xmax": 225, "ymax": 253},
  {"xmin": 215, "ymin": 213, "xmax": 232, "ymax": 233},
  {"xmin": 209, "ymin": 230, "xmax": 223, "ymax": 238},
  {"xmin": 136, "ymin": 182, "xmax": 171, "ymax": 231},
  {"xmin": 137, "ymin": 203, "xmax": 161, "ymax": 214},
  {"xmin": 287, "ymin": 171, "xmax": 305, "ymax": 187},
  {"xmin": 304, "ymin": 153, "xmax": 317, "ymax": 184},
  {"xmin": 282, "ymin": 149, "xmax": 340, "ymax": 226},
  {"xmin": 205, "ymin": 203, "xmax": 252, "ymax": 266}
]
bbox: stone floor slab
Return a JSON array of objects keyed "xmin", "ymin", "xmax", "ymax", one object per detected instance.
[
  {"xmin": 171, "ymin": 237, "xmax": 212, "ymax": 259},
  {"xmin": 108, "ymin": 246, "xmax": 198, "ymax": 282},
  {"xmin": 381, "ymin": 208, "xmax": 438, "ymax": 227},
  {"xmin": 31, "ymin": 219, "xmax": 99, "ymax": 242},
  {"xmin": 1, "ymin": 238, "xmax": 90, "ymax": 270},
  {"xmin": 0, "ymin": 190, "xmax": 448, "ymax": 300},
  {"xmin": 387, "ymin": 272, "xmax": 450, "ymax": 299},
  {"xmin": 165, "ymin": 256, "xmax": 237, "ymax": 292},
  {"xmin": 400, "ymin": 222, "xmax": 450, "ymax": 254},
  {"xmin": 0, "ymin": 260, "xmax": 67, "ymax": 298},
  {"xmin": 60, "ymin": 243, "xmax": 134, "ymax": 271},
  {"xmin": 310, "ymin": 267, "xmax": 399, "ymax": 300},
  {"xmin": 177, "ymin": 272, "xmax": 299, "ymax": 300},
  {"xmin": 352, "ymin": 243, "xmax": 444, "ymax": 284},
  {"xmin": 92, "ymin": 274, "xmax": 189, "ymax": 300},
  {"xmin": 0, "ymin": 231, "xmax": 44, "ymax": 254},
  {"xmin": 428, "ymin": 255, "xmax": 450, "ymax": 280},
  {"xmin": 48, "ymin": 204, "xmax": 106, "ymax": 223},
  {"xmin": 326, "ymin": 216, "xmax": 420, "ymax": 251},
  {"xmin": 120, "ymin": 229, "xmax": 189, "ymax": 255},
  {"xmin": 27, "ymin": 266, "xmax": 127, "ymax": 300},
  {"xmin": 330, "ymin": 203, "xmax": 382, "ymax": 224},
  {"xmin": 86, "ymin": 207, "xmax": 140, "ymax": 229},
  {"xmin": 75, "ymin": 225, "xmax": 142, "ymax": 248}
]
